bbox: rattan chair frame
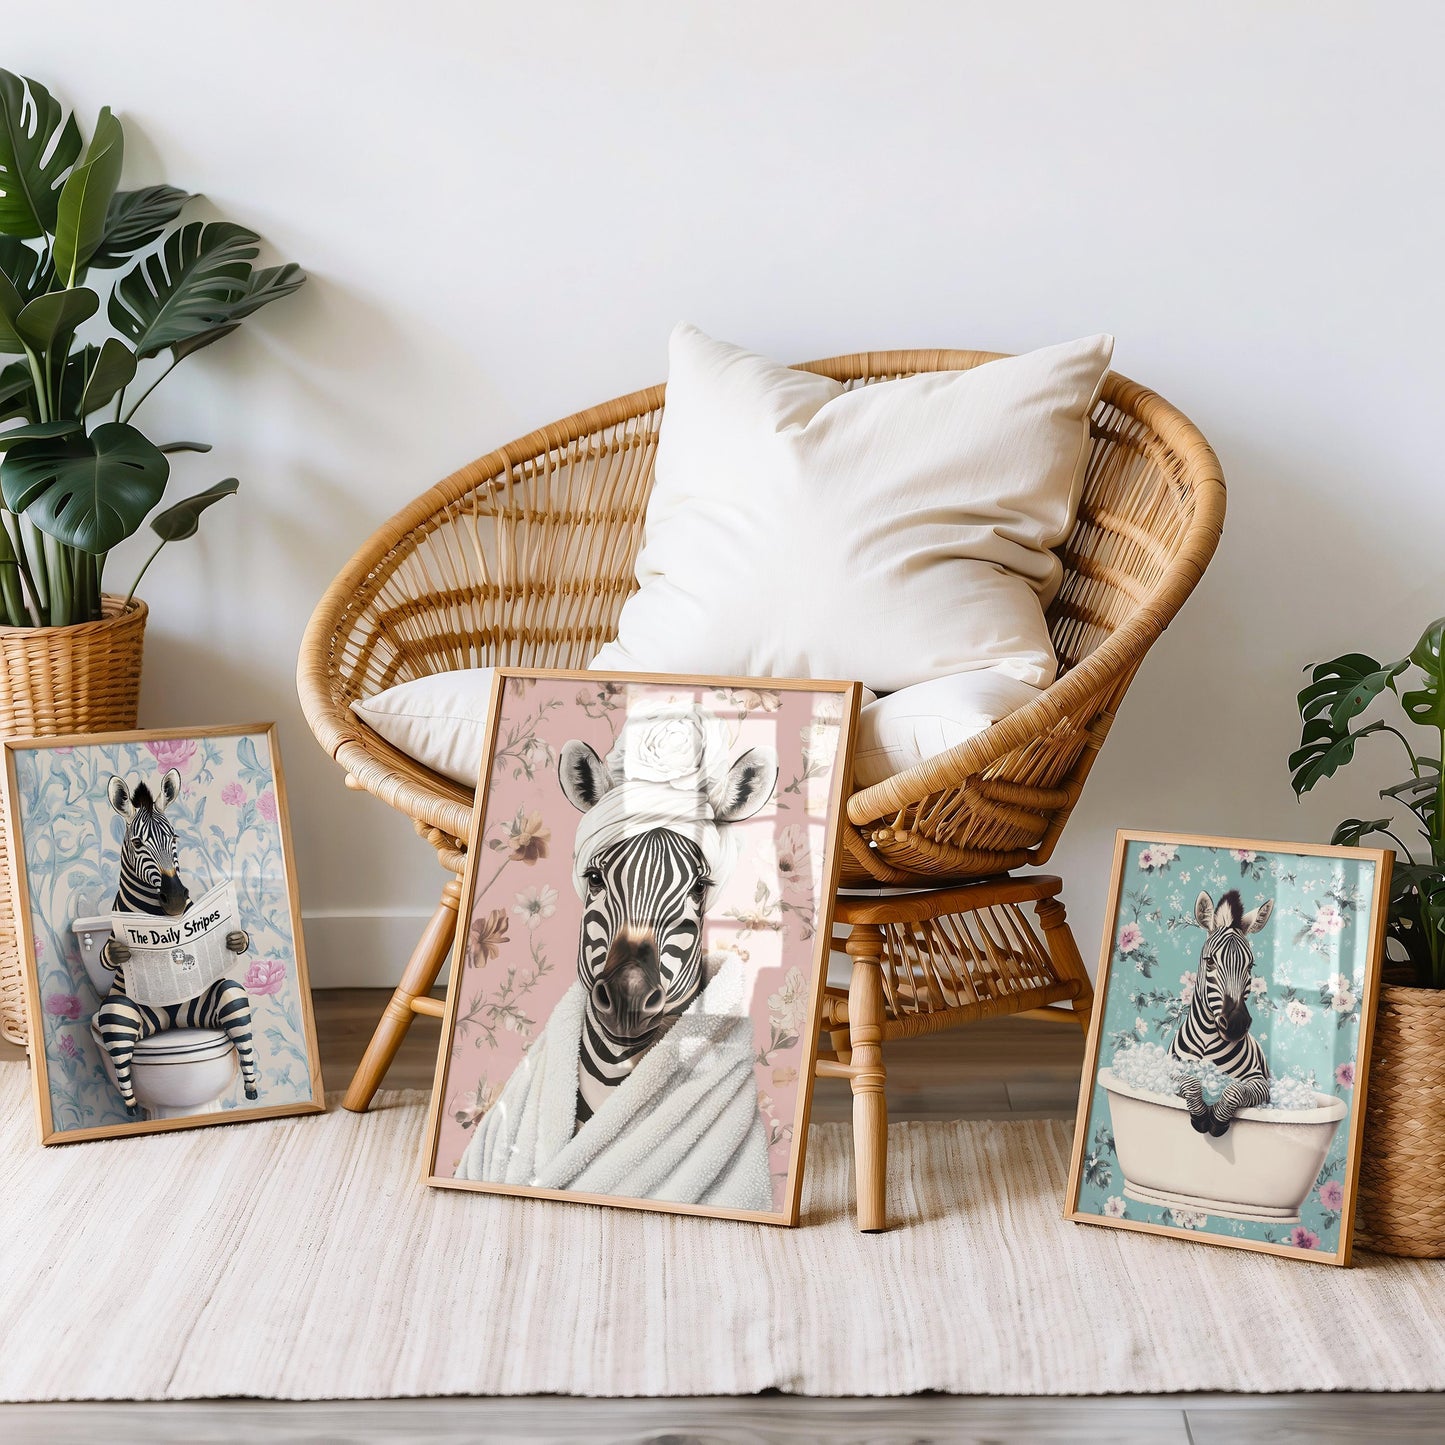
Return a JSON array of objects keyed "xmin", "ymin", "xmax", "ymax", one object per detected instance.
[{"xmin": 298, "ymin": 348, "xmax": 1226, "ymax": 1230}]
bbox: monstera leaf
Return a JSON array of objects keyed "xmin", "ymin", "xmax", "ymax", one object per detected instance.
[
  {"xmin": 0, "ymin": 420, "xmax": 80, "ymax": 450},
  {"xmin": 71, "ymin": 338, "xmax": 137, "ymax": 417},
  {"xmin": 0, "ymin": 70, "xmax": 82, "ymax": 239},
  {"xmin": 0, "ymin": 359, "xmax": 34, "ymax": 423},
  {"xmin": 0, "ymin": 235, "xmax": 49, "ymax": 304},
  {"xmin": 1401, "ymin": 619, "xmax": 1445, "ymax": 730},
  {"xmin": 1330, "ymin": 817, "xmax": 1395, "ymax": 848},
  {"xmin": 108, "ymin": 221, "xmax": 259, "ymax": 358},
  {"xmin": 0, "ymin": 422, "xmax": 169, "ymax": 553},
  {"xmin": 168, "ymin": 263, "xmax": 306, "ymax": 360},
  {"xmin": 1297, "ymin": 652, "xmax": 1407, "ymax": 732},
  {"xmin": 1289, "ymin": 717, "xmax": 1389, "ymax": 796},
  {"xmin": 52, "ymin": 107, "xmax": 124, "ymax": 285},
  {"xmin": 88, "ymin": 184, "xmax": 191, "ymax": 270},
  {"xmin": 14, "ymin": 286, "xmax": 99, "ymax": 363},
  {"xmin": 148, "ymin": 475, "xmax": 238, "ymax": 541}
]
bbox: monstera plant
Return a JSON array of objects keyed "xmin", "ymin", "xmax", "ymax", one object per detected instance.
[
  {"xmin": 1291, "ymin": 618, "xmax": 1445, "ymax": 988},
  {"xmin": 0, "ymin": 68, "xmax": 304, "ymax": 627}
]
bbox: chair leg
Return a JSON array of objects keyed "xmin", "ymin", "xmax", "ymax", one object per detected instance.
[
  {"xmin": 846, "ymin": 922, "xmax": 889, "ymax": 1232},
  {"xmin": 342, "ymin": 875, "xmax": 463, "ymax": 1112},
  {"xmin": 1034, "ymin": 893, "xmax": 1094, "ymax": 1032}
]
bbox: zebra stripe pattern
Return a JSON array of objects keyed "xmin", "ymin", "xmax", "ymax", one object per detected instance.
[
  {"xmin": 95, "ymin": 772, "xmax": 259, "ymax": 1112},
  {"xmin": 1169, "ymin": 888, "xmax": 1273, "ymax": 1136},
  {"xmin": 573, "ymin": 828, "xmax": 710, "ymax": 1128}
]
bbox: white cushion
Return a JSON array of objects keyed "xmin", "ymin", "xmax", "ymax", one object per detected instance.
[
  {"xmin": 352, "ymin": 668, "xmax": 499, "ymax": 786},
  {"xmin": 590, "ymin": 324, "xmax": 1113, "ymax": 694},
  {"xmin": 352, "ymin": 667, "xmax": 1038, "ymax": 790},
  {"xmin": 850, "ymin": 670, "xmax": 1042, "ymax": 788}
]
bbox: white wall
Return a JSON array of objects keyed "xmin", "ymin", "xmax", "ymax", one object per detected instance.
[{"xmin": 9, "ymin": 2, "xmax": 1442, "ymax": 984}]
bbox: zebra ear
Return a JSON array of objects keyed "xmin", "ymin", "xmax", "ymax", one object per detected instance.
[
  {"xmin": 157, "ymin": 769, "xmax": 181, "ymax": 811},
  {"xmin": 107, "ymin": 776, "xmax": 133, "ymax": 817},
  {"xmin": 1243, "ymin": 898, "xmax": 1274, "ymax": 933},
  {"xmin": 558, "ymin": 740, "xmax": 611, "ymax": 812},
  {"xmin": 714, "ymin": 747, "xmax": 778, "ymax": 823},
  {"xmin": 1194, "ymin": 891, "xmax": 1215, "ymax": 930}
]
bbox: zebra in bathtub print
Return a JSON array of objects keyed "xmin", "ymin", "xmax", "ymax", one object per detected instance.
[
  {"xmin": 557, "ymin": 725, "xmax": 778, "ymax": 1131},
  {"xmin": 92, "ymin": 769, "xmax": 259, "ymax": 1113},
  {"xmin": 1169, "ymin": 889, "xmax": 1274, "ymax": 1137}
]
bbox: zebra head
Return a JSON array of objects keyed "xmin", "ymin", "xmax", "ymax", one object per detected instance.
[
  {"xmin": 558, "ymin": 738, "xmax": 777, "ymax": 1047},
  {"xmin": 108, "ymin": 770, "xmax": 188, "ymax": 917},
  {"xmin": 1192, "ymin": 889, "xmax": 1273, "ymax": 1042}
]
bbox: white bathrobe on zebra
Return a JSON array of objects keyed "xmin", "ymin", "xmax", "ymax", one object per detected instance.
[{"xmin": 455, "ymin": 954, "xmax": 772, "ymax": 1210}]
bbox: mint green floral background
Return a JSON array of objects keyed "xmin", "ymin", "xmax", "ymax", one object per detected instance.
[
  {"xmin": 1076, "ymin": 840, "xmax": 1377, "ymax": 1253},
  {"xmin": 17, "ymin": 732, "xmax": 316, "ymax": 1133}
]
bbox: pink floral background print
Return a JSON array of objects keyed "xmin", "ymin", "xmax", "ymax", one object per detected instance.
[{"xmin": 434, "ymin": 677, "xmax": 850, "ymax": 1211}]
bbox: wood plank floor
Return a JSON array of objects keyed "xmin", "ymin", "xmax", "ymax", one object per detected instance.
[{"xmin": 3, "ymin": 992, "xmax": 1440, "ymax": 1442}]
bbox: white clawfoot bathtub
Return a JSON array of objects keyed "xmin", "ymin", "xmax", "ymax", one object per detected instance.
[{"xmin": 1098, "ymin": 1067, "xmax": 1347, "ymax": 1223}]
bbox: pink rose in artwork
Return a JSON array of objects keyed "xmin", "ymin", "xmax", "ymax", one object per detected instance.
[
  {"xmin": 145, "ymin": 738, "xmax": 197, "ymax": 774},
  {"xmin": 1287, "ymin": 1226, "xmax": 1320, "ymax": 1250},
  {"xmin": 257, "ymin": 789, "xmax": 278, "ymax": 823},
  {"xmin": 245, "ymin": 959, "xmax": 286, "ymax": 996},
  {"xmin": 44, "ymin": 992, "xmax": 81, "ymax": 1020},
  {"xmin": 1318, "ymin": 1180, "xmax": 1345, "ymax": 1211},
  {"xmin": 1117, "ymin": 923, "xmax": 1144, "ymax": 955},
  {"xmin": 58, "ymin": 1034, "xmax": 80, "ymax": 1060},
  {"xmin": 221, "ymin": 782, "xmax": 245, "ymax": 807},
  {"xmin": 1335, "ymin": 1062, "xmax": 1355, "ymax": 1088}
]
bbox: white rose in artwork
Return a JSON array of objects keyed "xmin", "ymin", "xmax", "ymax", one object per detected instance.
[
  {"xmin": 613, "ymin": 700, "xmax": 729, "ymax": 795},
  {"xmin": 1332, "ymin": 990, "xmax": 1356, "ymax": 1014}
]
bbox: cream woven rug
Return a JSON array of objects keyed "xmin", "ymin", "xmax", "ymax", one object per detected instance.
[{"xmin": 2, "ymin": 1062, "xmax": 1443, "ymax": 1401}]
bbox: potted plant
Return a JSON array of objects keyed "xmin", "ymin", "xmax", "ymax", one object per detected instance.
[
  {"xmin": 1291, "ymin": 617, "xmax": 1445, "ymax": 1255},
  {"xmin": 0, "ymin": 69, "xmax": 304, "ymax": 1044}
]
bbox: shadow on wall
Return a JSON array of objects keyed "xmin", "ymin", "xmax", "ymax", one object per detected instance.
[{"xmin": 1052, "ymin": 423, "xmax": 1430, "ymax": 974}]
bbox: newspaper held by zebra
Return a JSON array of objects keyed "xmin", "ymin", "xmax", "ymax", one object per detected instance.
[{"xmin": 107, "ymin": 881, "xmax": 243, "ymax": 1009}]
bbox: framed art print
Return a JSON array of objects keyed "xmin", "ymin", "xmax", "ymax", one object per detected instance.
[
  {"xmin": 423, "ymin": 669, "xmax": 862, "ymax": 1224},
  {"xmin": 6, "ymin": 723, "xmax": 324, "ymax": 1144},
  {"xmin": 1066, "ymin": 831, "xmax": 1392, "ymax": 1265}
]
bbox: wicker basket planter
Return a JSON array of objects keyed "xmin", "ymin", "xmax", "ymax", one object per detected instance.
[
  {"xmin": 1356, "ymin": 982, "xmax": 1445, "ymax": 1257},
  {"xmin": 0, "ymin": 595, "xmax": 147, "ymax": 1046}
]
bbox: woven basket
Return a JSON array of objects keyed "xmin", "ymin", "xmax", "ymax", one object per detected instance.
[
  {"xmin": 0, "ymin": 595, "xmax": 147, "ymax": 1046},
  {"xmin": 1356, "ymin": 982, "xmax": 1445, "ymax": 1257}
]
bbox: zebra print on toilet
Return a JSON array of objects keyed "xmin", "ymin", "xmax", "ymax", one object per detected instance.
[{"xmin": 92, "ymin": 768, "xmax": 259, "ymax": 1114}]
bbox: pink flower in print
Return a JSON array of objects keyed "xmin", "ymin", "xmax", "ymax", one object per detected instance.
[
  {"xmin": 1232, "ymin": 849, "xmax": 1257, "ymax": 863},
  {"xmin": 257, "ymin": 789, "xmax": 278, "ymax": 823},
  {"xmin": 1318, "ymin": 1180, "xmax": 1345, "ymax": 1211},
  {"xmin": 44, "ymin": 992, "xmax": 81, "ymax": 1020},
  {"xmin": 1179, "ymin": 970, "xmax": 1197, "ymax": 1006},
  {"xmin": 1310, "ymin": 904, "xmax": 1346, "ymax": 938},
  {"xmin": 1287, "ymin": 1226, "xmax": 1319, "ymax": 1250},
  {"xmin": 58, "ymin": 1034, "xmax": 79, "ymax": 1060},
  {"xmin": 221, "ymin": 782, "xmax": 245, "ymax": 807},
  {"xmin": 1335, "ymin": 1062, "xmax": 1355, "ymax": 1088},
  {"xmin": 145, "ymin": 738, "xmax": 196, "ymax": 773},
  {"xmin": 245, "ymin": 959, "xmax": 286, "ymax": 996},
  {"xmin": 774, "ymin": 824, "xmax": 814, "ymax": 899},
  {"xmin": 1117, "ymin": 923, "xmax": 1144, "ymax": 955}
]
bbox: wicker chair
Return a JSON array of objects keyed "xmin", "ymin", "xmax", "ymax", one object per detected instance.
[{"xmin": 298, "ymin": 348, "xmax": 1225, "ymax": 1230}]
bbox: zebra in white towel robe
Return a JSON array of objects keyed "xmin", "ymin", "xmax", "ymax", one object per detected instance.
[
  {"xmin": 1170, "ymin": 889, "xmax": 1274, "ymax": 1137},
  {"xmin": 557, "ymin": 732, "xmax": 778, "ymax": 1132},
  {"xmin": 92, "ymin": 770, "xmax": 256, "ymax": 1113}
]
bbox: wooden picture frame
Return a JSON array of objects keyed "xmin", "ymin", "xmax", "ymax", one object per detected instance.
[
  {"xmin": 6, "ymin": 722, "xmax": 325, "ymax": 1144},
  {"xmin": 1065, "ymin": 830, "xmax": 1392, "ymax": 1265},
  {"xmin": 422, "ymin": 669, "xmax": 862, "ymax": 1224}
]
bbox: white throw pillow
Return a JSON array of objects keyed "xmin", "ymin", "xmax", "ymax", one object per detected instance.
[
  {"xmin": 352, "ymin": 668, "xmax": 1037, "ymax": 790},
  {"xmin": 590, "ymin": 324, "xmax": 1113, "ymax": 694},
  {"xmin": 850, "ymin": 670, "xmax": 1042, "ymax": 788},
  {"xmin": 352, "ymin": 669, "xmax": 498, "ymax": 786}
]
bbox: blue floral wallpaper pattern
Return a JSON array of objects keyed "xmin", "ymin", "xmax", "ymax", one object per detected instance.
[{"xmin": 16, "ymin": 731, "xmax": 317, "ymax": 1134}]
